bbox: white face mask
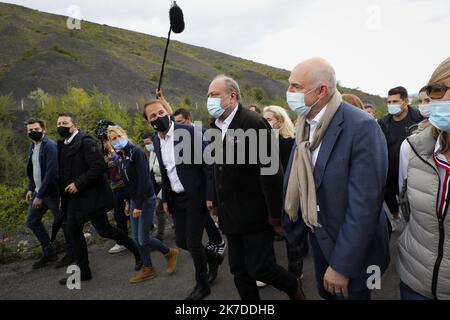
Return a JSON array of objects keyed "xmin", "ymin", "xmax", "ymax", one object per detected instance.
[
  {"xmin": 286, "ymin": 87, "xmax": 319, "ymax": 117},
  {"xmin": 429, "ymin": 100, "xmax": 450, "ymax": 132},
  {"xmin": 418, "ymin": 104, "xmax": 431, "ymax": 118},
  {"xmin": 387, "ymin": 104, "xmax": 402, "ymax": 115},
  {"xmin": 207, "ymin": 97, "xmax": 224, "ymax": 119},
  {"xmin": 207, "ymin": 94, "xmax": 231, "ymax": 119}
]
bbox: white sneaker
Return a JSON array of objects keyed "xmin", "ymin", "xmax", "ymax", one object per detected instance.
[
  {"xmin": 256, "ymin": 281, "xmax": 267, "ymax": 288},
  {"xmin": 108, "ymin": 244, "xmax": 126, "ymax": 254}
]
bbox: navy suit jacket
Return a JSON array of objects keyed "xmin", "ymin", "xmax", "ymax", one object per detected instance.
[
  {"xmin": 154, "ymin": 122, "xmax": 214, "ymax": 211},
  {"xmin": 27, "ymin": 135, "xmax": 59, "ymax": 199},
  {"xmin": 282, "ymin": 102, "xmax": 390, "ymax": 291}
]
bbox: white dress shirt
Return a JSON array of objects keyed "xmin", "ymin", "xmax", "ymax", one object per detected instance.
[
  {"xmin": 306, "ymin": 105, "xmax": 327, "ymax": 168},
  {"xmin": 64, "ymin": 130, "xmax": 79, "ymax": 145},
  {"xmin": 160, "ymin": 122, "xmax": 185, "ymax": 193},
  {"xmin": 215, "ymin": 104, "xmax": 239, "ymax": 141},
  {"xmin": 149, "ymin": 151, "xmax": 162, "ymax": 184}
]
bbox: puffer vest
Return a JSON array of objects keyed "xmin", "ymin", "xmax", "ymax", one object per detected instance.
[{"xmin": 396, "ymin": 126, "xmax": 450, "ymax": 300}]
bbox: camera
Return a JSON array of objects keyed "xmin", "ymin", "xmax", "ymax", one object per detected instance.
[{"xmin": 94, "ymin": 119, "xmax": 116, "ymax": 141}]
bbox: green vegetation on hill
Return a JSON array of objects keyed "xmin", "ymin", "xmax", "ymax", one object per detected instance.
[{"xmin": 0, "ymin": 3, "xmax": 385, "ymax": 112}]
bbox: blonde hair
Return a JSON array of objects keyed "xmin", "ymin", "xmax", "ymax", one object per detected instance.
[
  {"xmin": 429, "ymin": 57, "xmax": 450, "ymax": 153},
  {"xmin": 429, "ymin": 57, "xmax": 450, "ymax": 85},
  {"xmin": 342, "ymin": 94, "xmax": 364, "ymax": 109},
  {"xmin": 263, "ymin": 105, "xmax": 295, "ymax": 139},
  {"xmin": 107, "ymin": 125, "xmax": 130, "ymax": 142}
]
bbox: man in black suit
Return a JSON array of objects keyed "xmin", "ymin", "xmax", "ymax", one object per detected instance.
[
  {"xmin": 173, "ymin": 108, "xmax": 226, "ymax": 261},
  {"xmin": 56, "ymin": 113, "xmax": 141, "ymax": 284},
  {"xmin": 143, "ymin": 100, "xmax": 220, "ymax": 300},
  {"xmin": 206, "ymin": 75, "xmax": 305, "ymax": 300}
]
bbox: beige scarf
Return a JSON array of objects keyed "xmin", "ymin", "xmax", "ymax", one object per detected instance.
[{"xmin": 284, "ymin": 91, "xmax": 342, "ymax": 229}]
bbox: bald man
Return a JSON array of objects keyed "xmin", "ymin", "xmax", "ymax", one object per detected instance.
[{"xmin": 283, "ymin": 58, "xmax": 390, "ymax": 300}]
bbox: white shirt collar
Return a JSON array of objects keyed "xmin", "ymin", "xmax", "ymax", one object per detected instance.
[
  {"xmin": 215, "ymin": 104, "xmax": 239, "ymax": 128},
  {"xmin": 306, "ymin": 105, "xmax": 328, "ymax": 126},
  {"xmin": 64, "ymin": 130, "xmax": 79, "ymax": 145}
]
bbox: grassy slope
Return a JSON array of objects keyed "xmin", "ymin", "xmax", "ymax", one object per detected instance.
[{"xmin": 0, "ymin": 3, "xmax": 385, "ymax": 110}]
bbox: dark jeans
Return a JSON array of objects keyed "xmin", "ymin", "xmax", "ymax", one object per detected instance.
[
  {"xmin": 66, "ymin": 208, "xmax": 139, "ymax": 274},
  {"xmin": 205, "ymin": 214, "xmax": 223, "ymax": 245},
  {"xmin": 400, "ymin": 281, "xmax": 430, "ymax": 300},
  {"xmin": 26, "ymin": 193, "xmax": 74, "ymax": 257},
  {"xmin": 226, "ymin": 229, "xmax": 298, "ymax": 300},
  {"xmin": 170, "ymin": 192, "xmax": 208, "ymax": 287},
  {"xmin": 113, "ymin": 187, "xmax": 128, "ymax": 234},
  {"xmin": 310, "ymin": 233, "xmax": 371, "ymax": 300}
]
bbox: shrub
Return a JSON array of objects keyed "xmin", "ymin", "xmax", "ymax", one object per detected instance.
[{"xmin": 0, "ymin": 184, "xmax": 28, "ymax": 239}]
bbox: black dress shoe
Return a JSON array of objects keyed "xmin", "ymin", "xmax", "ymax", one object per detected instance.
[
  {"xmin": 206, "ymin": 251, "xmax": 220, "ymax": 285},
  {"xmin": 58, "ymin": 270, "xmax": 92, "ymax": 285},
  {"xmin": 32, "ymin": 254, "xmax": 58, "ymax": 269},
  {"xmin": 185, "ymin": 285, "xmax": 211, "ymax": 300},
  {"xmin": 55, "ymin": 255, "xmax": 76, "ymax": 269}
]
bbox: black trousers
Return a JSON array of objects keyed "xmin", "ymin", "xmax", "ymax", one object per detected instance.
[
  {"xmin": 170, "ymin": 192, "xmax": 208, "ymax": 286},
  {"xmin": 67, "ymin": 209, "xmax": 139, "ymax": 274},
  {"xmin": 227, "ymin": 229, "xmax": 298, "ymax": 300},
  {"xmin": 384, "ymin": 178, "xmax": 399, "ymax": 215},
  {"xmin": 205, "ymin": 214, "xmax": 222, "ymax": 245},
  {"xmin": 113, "ymin": 187, "xmax": 129, "ymax": 234},
  {"xmin": 285, "ymin": 230, "xmax": 309, "ymax": 277}
]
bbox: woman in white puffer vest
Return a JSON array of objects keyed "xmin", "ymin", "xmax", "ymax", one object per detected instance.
[{"xmin": 397, "ymin": 57, "xmax": 450, "ymax": 300}]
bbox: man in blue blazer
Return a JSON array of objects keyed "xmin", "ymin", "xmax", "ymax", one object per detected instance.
[
  {"xmin": 25, "ymin": 118, "xmax": 74, "ymax": 269},
  {"xmin": 283, "ymin": 58, "xmax": 390, "ymax": 300},
  {"xmin": 143, "ymin": 98, "xmax": 219, "ymax": 300}
]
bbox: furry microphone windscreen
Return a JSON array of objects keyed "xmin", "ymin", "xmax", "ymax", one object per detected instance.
[{"xmin": 169, "ymin": 1, "xmax": 185, "ymax": 34}]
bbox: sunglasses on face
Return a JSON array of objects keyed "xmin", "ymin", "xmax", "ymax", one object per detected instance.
[{"xmin": 426, "ymin": 83, "xmax": 450, "ymax": 100}]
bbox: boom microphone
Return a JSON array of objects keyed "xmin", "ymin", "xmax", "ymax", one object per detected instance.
[
  {"xmin": 157, "ymin": 1, "xmax": 185, "ymax": 95},
  {"xmin": 169, "ymin": 1, "xmax": 185, "ymax": 34}
]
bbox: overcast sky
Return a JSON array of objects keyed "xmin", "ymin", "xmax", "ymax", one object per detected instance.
[{"xmin": 4, "ymin": 0, "xmax": 450, "ymax": 97}]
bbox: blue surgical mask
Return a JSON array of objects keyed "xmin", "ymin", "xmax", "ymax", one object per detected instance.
[
  {"xmin": 388, "ymin": 104, "xmax": 402, "ymax": 115},
  {"xmin": 207, "ymin": 97, "xmax": 225, "ymax": 119},
  {"xmin": 286, "ymin": 88, "xmax": 318, "ymax": 117},
  {"xmin": 145, "ymin": 144, "xmax": 154, "ymax": 152},
  {"xmin": 112, "ymin": 139, "xmax": 128, "ymax": 151},
  {"xmin": 429, "ymin": 101, "xmax": 450, "ymax": 132},
  {"xmin": 418, "ymin": 104, "xmax": 431, "ymax": 118}
]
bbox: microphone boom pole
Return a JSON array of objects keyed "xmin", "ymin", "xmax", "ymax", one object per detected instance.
[
  {"xmin": 157, "ymin": 28, "xmax": 171, "ymax": 94},
  {"xmin": 156, "ymin": 1, "xmax": 184, "ymax": 98}
]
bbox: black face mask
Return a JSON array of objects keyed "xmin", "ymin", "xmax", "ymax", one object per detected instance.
[
  {"xmin": 57, "ymin": 126, "xmax": 72, "ymax": 138},
  {"xmin": 150, "ymin": 115, "xmax": 171, "ymax": 132},
  {"xmin": 28, "ymin": 131, "xmax": 43, "ymax": 142}
]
